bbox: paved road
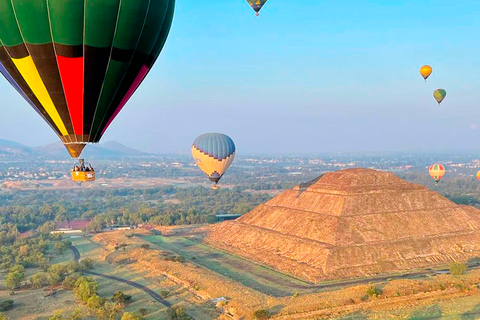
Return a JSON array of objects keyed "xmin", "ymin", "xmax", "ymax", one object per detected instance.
[{"xmin": 69, "ymin": 245, "xmax": 172, "ymax": 308}]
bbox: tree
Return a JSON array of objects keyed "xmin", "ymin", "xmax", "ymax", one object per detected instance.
[
  {"xmin": 79, "ymin": 258, "xmax": 94, "ymax": 271},
  {"xmin": 30, "ymin": 272, "xmax": 49, "ymax": 289},
  {"xmin": 167, "ymin": 306, "xmax": 189, "ymax": 320},
  {"xmin": 86, "ymin": 295, "xmax": 105, "ymax": 311},
  {"xmin": 74, "ymin": 277, "xmax": 98, "ymax": 303},
  {"xmin": 121, "ymin": 313, "xmax": 142, "ymax": 320},
  {"xmin": 63, "ymin": 274, "xmax": 81, "ymax": 290},
  {"xmin": 5, "ymin": 271, "xmax": 25, "ymax": 290}
]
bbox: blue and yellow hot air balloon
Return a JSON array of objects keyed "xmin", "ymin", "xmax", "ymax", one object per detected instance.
[{"xmin": 192, "ymin": 133, "xmax": 236, "ymax": 190}]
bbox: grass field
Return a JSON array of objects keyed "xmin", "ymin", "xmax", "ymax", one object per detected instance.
[
  {"xmin": 71, "ymin": 236, "xmax": 219, "ymax": 320},
  {"xmin": 143, "ymin": 234, "xmax": 320, "ymax": 297}
]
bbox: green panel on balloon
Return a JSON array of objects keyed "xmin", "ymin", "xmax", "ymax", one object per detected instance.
[
  {"xmin": 136, "ymin": 0, "xmax": 169, "ymax": 54},
  {"xmin": 48, "ymin": 0, "xmax": 84, "ymax": 46},
  {"xmin": 90, "ymin": 60, "xmax": 129, "ymax": 135},
  {"xmin": 85, "ymin": 0, "xmax": 120, "ymax": 48},
  {"xmin": 11, "ymin": 0, "xmax": 51, "ymax": 44},
  {"xmin": 0, "ymin": 0, "xmax": 25, "ymax": 46},
  {"xmin": 150, "ymin": 0, "xmax": 175, "ymax": 61},
  {"xmin": 112, "ymin": 0, "xmax": 150, "ymax": 50}
]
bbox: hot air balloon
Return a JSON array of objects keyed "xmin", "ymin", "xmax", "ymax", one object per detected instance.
[
  {"xmin": 420, "ymin": 65, "xmax": 432, "ymax": 82},
  {"xmin": 0, "ymin": 0, "xmax": 175, "ymax": 181},
  {"xmin": 433, "ymin": 89, "xmax": 447, "ymax": 105},
  {"xmin": 247, "ymin": 0, "xmax": 267, "ymax": 16},
  {"xmin": 429, "ymin": 164, "xmax": 445, "ymax": 184},
  {"xmin": 192, "ymin": 133, "xmax": 236, "ymax": 190},
  {"xmin": 476, "ymin": 171, "xmax": 480, "ymax": 182}
]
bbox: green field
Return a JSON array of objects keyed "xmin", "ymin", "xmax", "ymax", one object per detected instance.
[{"xmin": 143, "ymin": 234, "xmax": 316, "ymax": 297}]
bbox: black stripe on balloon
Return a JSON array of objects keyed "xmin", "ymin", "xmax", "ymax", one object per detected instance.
[
  {"xmin": 83, "ymin": 45, "xmax": 111, "ymax": 135},
  {"xmin": 91, "ymin": 51, "xmax": 149, "ymax": 141},
  {"xmin": 54, "ymin": 44, "xmax": 83, "ymax": 58},
  {"xmin": 5, "ymin": 43, "xmax": 29, "ymax": 59},
  {"xmin": 0, "ymin": 45, "xmax": 62, "ymax": 137},
  {"xmin": 26, "ymin": 43, "xmax": 74, "ymax": 135},
  {"xmin": 111, "ymin": 47, "xmax": 134, "ymax": 62}
]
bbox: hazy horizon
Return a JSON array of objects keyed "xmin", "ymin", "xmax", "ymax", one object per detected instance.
[{"xmin": 1, "ymin": 1, "xmax": 479, "ymax": 154}]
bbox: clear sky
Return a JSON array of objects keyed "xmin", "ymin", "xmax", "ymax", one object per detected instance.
[{"xmin": 1, "ymin": 0, "xmax": 479, "ymax": 154}]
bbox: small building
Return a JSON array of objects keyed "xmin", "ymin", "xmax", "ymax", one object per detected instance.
[{"xmin": 52, "ymin": 219, "xmax": 91, "ymax": 234}]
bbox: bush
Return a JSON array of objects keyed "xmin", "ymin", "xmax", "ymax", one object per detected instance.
[
  {"xmin": 112, "ymin": 291, "xmax": 132, "ymax": 304},
  {"xmin": 253, "ymin": 309, "xmax": 271, "ymax": 320},
  {"xmin": 173, "ymin": 256, "xmax": 185, "ymax": 263},
  {"xmin": 449, "ymin": 262, "xmax": 467, "ymax": 275},
  {"xmin": 140, "ymin": 244, "xmax": 150, "ymax": 250},
  {"xmin": 0, "ymin": 300, "xmax": 14, "ymax": 312},
  {"xmin": 160, "ymin": 290, "xmax": 170, "ymax": 298},
  {"xmin": 166, "ymin": 306, "xmax": 189, "ymax": 320},
  {"xmin": 366, "ymin": 285, "xmax": 382, "ymax": 298}
]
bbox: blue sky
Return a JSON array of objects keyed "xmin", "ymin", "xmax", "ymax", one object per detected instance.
[{"xmin": 1, "ymin": 0, "xmax": 479, "ymax": 154}]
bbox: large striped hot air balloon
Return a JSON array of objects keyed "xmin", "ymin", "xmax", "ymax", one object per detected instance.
[
  {"xmin": 429, "ymin": 164, "xmax": 445, "ymax": 185},
  {"xmin": 246, "ymin": 0, "xmax": 267, "ymax": 16},
  {"xmin": 192, "ymin": 133, "xmax": 236, "ymax": 190},
  {"xmin": 0, "ymin": 0, "xmax": 175, "ymax": 158}
]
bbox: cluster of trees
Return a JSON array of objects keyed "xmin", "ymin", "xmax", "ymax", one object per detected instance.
[
  {"xmin": 1, "ymin": 186, "xmax": 271, "ymax": 233},
  {"xmin": 47, "ymin": 277, "xmax": 142, "ymax": 320},
  {"xmin": 0, "ymin": 228, "xmax": 70, "ymax": 272}
]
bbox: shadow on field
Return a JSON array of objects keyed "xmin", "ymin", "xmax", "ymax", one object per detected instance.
[{"xmin": 407, "ymin": 304, "xmax": 442, "ymax": 320}]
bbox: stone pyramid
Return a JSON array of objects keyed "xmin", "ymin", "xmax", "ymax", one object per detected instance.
[{"xmin": 205, "ymin": 168, "xmax": 480, "ymax": 282}]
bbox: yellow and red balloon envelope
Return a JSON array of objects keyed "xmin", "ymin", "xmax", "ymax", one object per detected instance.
[{"xmin": 429, "ymin": 164, "xmax": 445, "ymax": 183}]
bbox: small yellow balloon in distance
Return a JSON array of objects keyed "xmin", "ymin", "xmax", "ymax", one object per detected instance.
[{"xmin": 420, "ymin": 65, "xmax": 432, "ymax": 82}]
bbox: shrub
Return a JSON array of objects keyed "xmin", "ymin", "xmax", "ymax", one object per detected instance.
[
  {"xmin": 0, "ymin": 300, "xmax": 14, "ymax": 312},
  {"xmin": 160, "ymin": 290, "xmax": 170, "ymax": 298},
  {"xmin": 112, "ymin": 291, "xmax": 132, "ymax": 304},
  {"xmin": 366, "ymin": 285, "xmax": 382, "ymax": 298},
  {"xmin": 140, "ymin": 244, "xmax": 150, "ymax": 250},
  {"xmin": 166, "ymin": 306, "xmax": 189, "ymax": 320},
  {"xmin": 253, "ymin": 309, "xmax": 271, "ymax": 320},
  {"xmin": 449, "ymin": 262, "xmax": 467, "ymax": 275},
  {"xmin": 173, "ymin": 256, "xmax": 185, "ymax": 263}
]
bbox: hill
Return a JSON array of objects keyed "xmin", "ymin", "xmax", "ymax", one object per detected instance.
[
  {"xmin": 205, "ymin": 168, "xmax": 480, "ymax": 282},
  {"xmin": 0, "ymin": 139, "xmax": 148, "ymax": 158}
]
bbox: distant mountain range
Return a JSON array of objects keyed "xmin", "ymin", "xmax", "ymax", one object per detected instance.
[{"xmin": 0, "ymin": 139, "xmax": 149, "ymax": 158}]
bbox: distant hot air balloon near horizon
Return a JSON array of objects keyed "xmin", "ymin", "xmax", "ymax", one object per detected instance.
[
  {"xmin": 476, "ymin": 171, "xmax": 480, "ymax": 182},
  {"xmin": 429, "ymin": 164, "xmax": 445, "ymax": 185},
  {"xmin": 433, "ymin": 89, "xmax": 447, "ymax": 105},
  {"xmin": 420, "ymin": 65, "xmax": 432, "ymax": 82},
  {"xmin": 247, "ymin": 0, "xmax": 267, "ymax": 16},
  {"xmin": 0, "ymin": 0, "xmax": 175, "ymax": 160},
  {"xmin": 192, "ymin": 133, "xmax": 236, "ymax": 190}
]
